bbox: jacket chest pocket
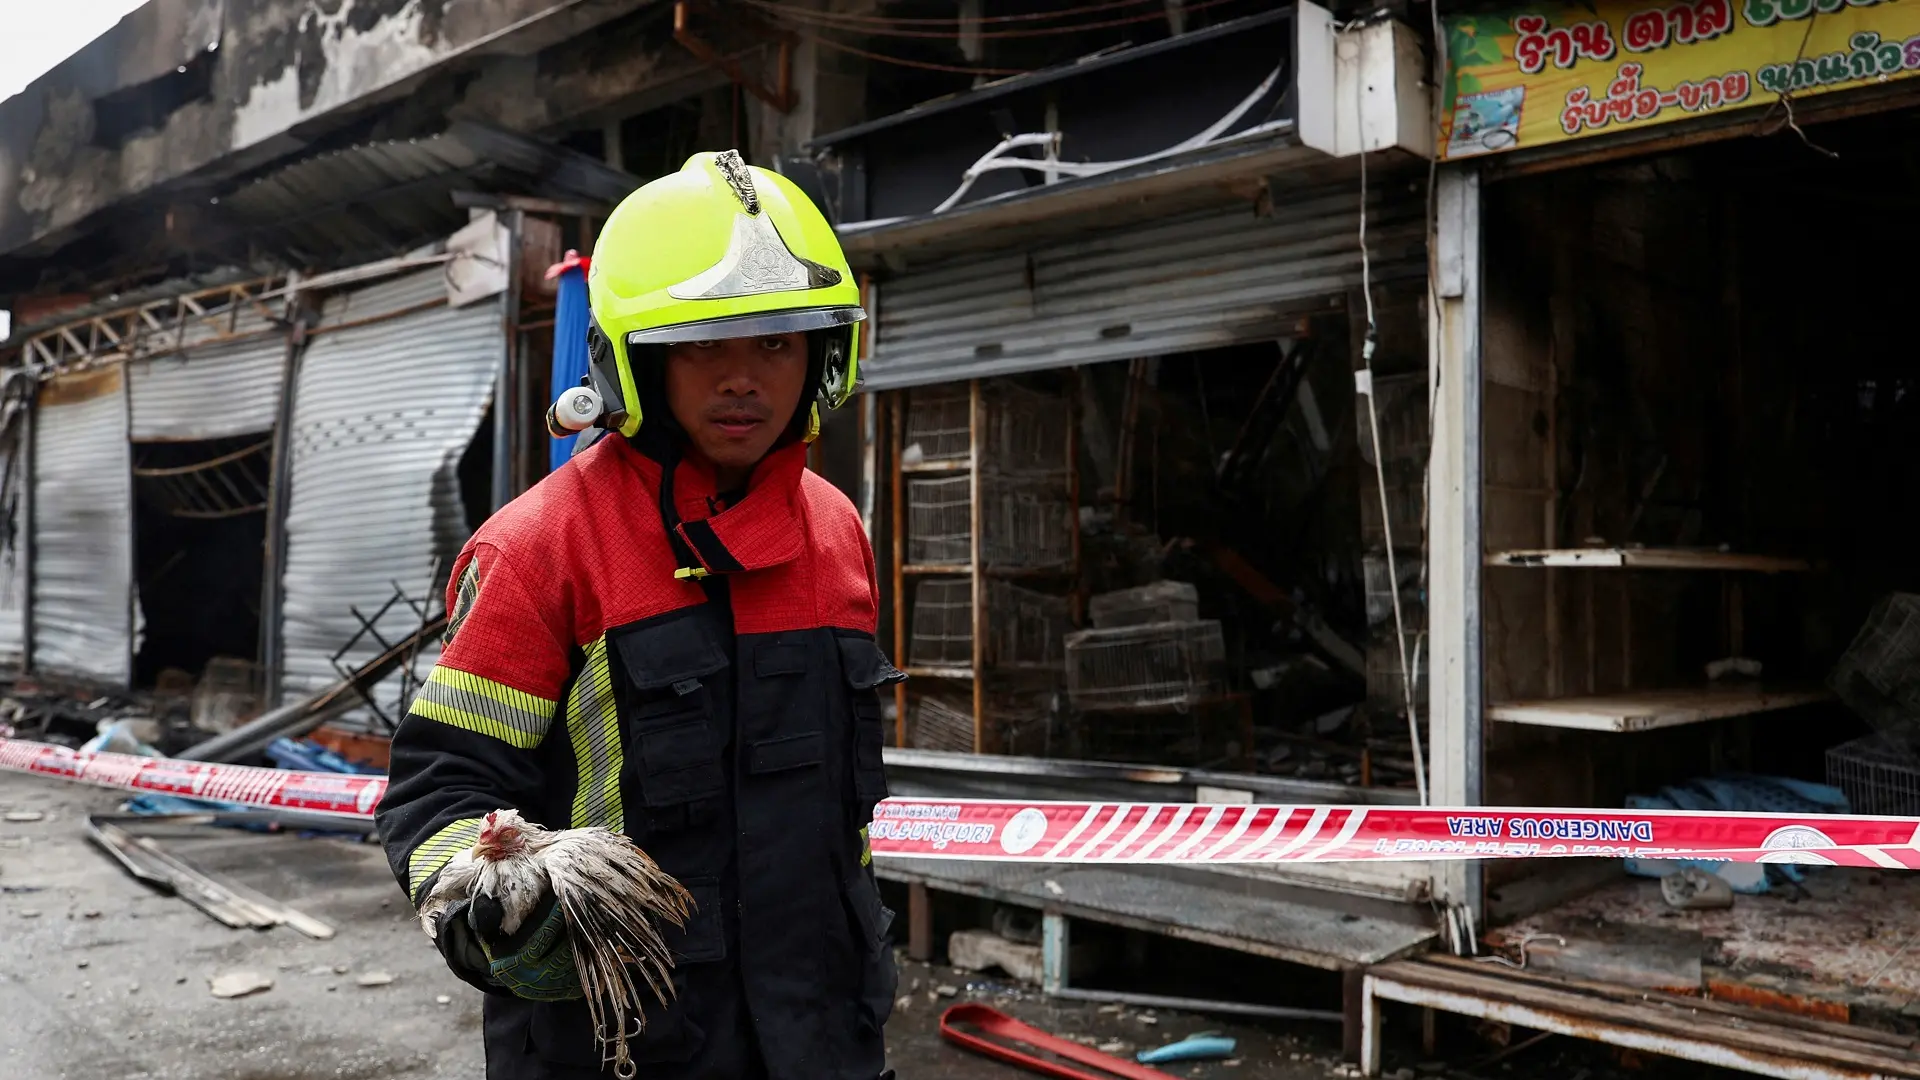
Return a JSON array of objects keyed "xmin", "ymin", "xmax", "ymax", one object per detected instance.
[
  {"xmin": 836, "ymin": 636, "xmax": 906, "ymax": 810},
  {"xmin": 741, "ymin": 638, "xmax": 826, "ymax": 780},
  {"xmin": 612, "ymin": 620, "xmax": 730, "ymax": 818}
]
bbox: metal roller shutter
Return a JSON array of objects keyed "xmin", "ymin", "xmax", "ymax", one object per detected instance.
[
  {"xmin": 0, "ymin": 447, "xmax": 23, "ymax": 669},
  {"xmin": 32, "ymin": 369, "xmax": 135, "ymax": 684},
  {"xmin": 128, "ymin": 303, "xmax": 288, "ymax": 440},
  {"xmin": 276, "ymin": 268, "xmax": 503, "ymax": 726},
  {"xmin": 864, "ymin": 179, "xmax": 1429, "ymax": 390}
]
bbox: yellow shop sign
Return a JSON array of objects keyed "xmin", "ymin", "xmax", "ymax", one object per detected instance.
[{"xmin": 1440, "ymin": 0, "xmax": 1920, "ymax": 159}]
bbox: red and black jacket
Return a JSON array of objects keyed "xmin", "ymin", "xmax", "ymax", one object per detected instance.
[{"xmin": 376, "ymin": 431, "xmax": 902, "ymax": 1080}]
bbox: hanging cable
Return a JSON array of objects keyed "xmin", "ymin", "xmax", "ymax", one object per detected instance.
[
  {"xmin": 1337, "ymin": 11, "xmax": 1431, "ymax": 807},
  {"xmin": 926, "ymin": 60, "xmax": 1284, "ymax": 213},
  {"xmin": 754, "ymin": 0, "xmax": 1249, "ymax": 38},
  {"xmin": 743, "ymin": 0, "xmax": 1160, "ymax": 27},
  {"xmin": 801, "ymin": 32, "xmax": 1031, "ymax": 75}
]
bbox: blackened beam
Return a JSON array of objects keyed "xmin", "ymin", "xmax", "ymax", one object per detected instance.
[{"xmin": 451, "ymin": 190, "xmax": 612, "ymax": 217}]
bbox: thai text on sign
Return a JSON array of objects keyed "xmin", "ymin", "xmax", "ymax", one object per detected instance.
[{"xmin": 1441, "ymin": 0, "xmax": 1920, "ymax": 159}]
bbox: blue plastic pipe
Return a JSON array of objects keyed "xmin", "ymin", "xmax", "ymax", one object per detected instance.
[{"xmin": 549, "ymin": 263, "xmax": 591, "ymax": 471}]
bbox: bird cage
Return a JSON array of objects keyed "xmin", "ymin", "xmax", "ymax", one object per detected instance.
[
  {"xmin": 980, "ymin": 477, "xmax": 1075, "ymax": 570},
  {"xmin": 988, "ymin": 581, "xmax": 1073, "ymax": 668},
  {"xmin": 909, "ymin": 577, "xmax": 973, "ymax": 668},
  {"xmin": 909, "ymin": 693, "xmax": 1057, "ymax": 756},
  {"xmin": 909, "ymin": 695, "xmax": 977, "ymax": 752},
  {"xmin": 909, "ymin": 579, "xmax": 1073, "ymax": 671},
  {"xmin": 902, "ymin": 386, "xmax": 972, "ymax": 466},
  {"xmin": 981, "ymin": 384, "xmax": 1070, "ymax": 478},
  {"xmin": 1826, "ymin": 731, "xmax": 1920, "ymax": 817},
  {"xmin": 1088, "ymin": 581, "xmax": 1200, "ymax": 630},
  {"xmin": 908, "ymin": 475, "xmax": 1074, "ymax": 571},
  {"xmin": 1830, "ymin": 593, "xmax": 1920, "ymax": 732},
  {"xmin": 1065, "ymin": 620, "xmax": 1228, "ymax": 712},
  {"xmin": 906, "ymin": 476, "xmax": 972, "ymax": 566}
]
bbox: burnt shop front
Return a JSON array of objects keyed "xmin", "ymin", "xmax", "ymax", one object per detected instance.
[
  {"xmin": 797, "ymin": 5, "xmax": 1449, "ymax": 983},
  {"xmin": 1381, "ymin": 0, "xmax": 1920, "ymax": 1073}
]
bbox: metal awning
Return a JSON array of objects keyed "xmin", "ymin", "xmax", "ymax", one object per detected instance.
[{"xmin": 217, "ymin": 122, "xmax": 640, "ymax": 270}]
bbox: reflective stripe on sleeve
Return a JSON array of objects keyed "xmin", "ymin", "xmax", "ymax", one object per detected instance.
[
  {"xmin": 408, "ymin": 816, "xmax": 485, "ymax": 903},
  {"xmin": 410, "ymin": 666, "xmax": 557, "ymax": 749},
  {"xmin": 566, "ymin": 637, "xmax": 625, "ymax": 833}
]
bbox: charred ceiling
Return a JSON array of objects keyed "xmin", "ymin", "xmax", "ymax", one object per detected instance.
[{"xmin": 0, "ymin": 0, "xmax": 635, "ymax": 277}]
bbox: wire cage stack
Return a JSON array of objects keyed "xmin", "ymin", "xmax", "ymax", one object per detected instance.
[
  {"xmin": 908, "ymin": 578, "xmax": 974, "ymax": 668},
  {"xmin": 980, "ymin": 383, "xmax": 1073, "ymax": 479},
  {"xmin": 995, "ymin": 699, "xmax": 1058, "ymax": 757},
  {"xmin": 1088, "ymin": 581, "xmax": 1200, "ymax": 629},
  {"xmin": 906, "ymin": 474, "xmax": 1076, "ymax": 571},
  {"xmin": 987, "ymin": 581, "xmax": 1074, "ymax": 668},
  {"xmin": 1826, "ymin": 731, "xmax": 1920, "ymax": 817},
  {"xmin": 1830, "ymin": 593, "xmax": 1920, "ymax": 732},
  {"xmin": 891, "ymin": 374, "xmax": 1081, "ymax": 758},
  {"xmin": 1065, "ymin": 620, "xmax": 1228, "ymax": 712},
  {"xmin": 901, "ymin": 386, "xmax": 972, "ymax": 466},
  {"xmin": 909, "ymin": 693, "xmax": 1058, "ymax": 755},
  {"xmin": 908, "ymin": 695, "xmax": 978, "ymax": 752},
  {"xmin": 906, "ymin": 475, "xmax": 973, "ymax": 566},
  {"xmin": 910, "ymin": 579, "xmax": 1075, "ymax": 670},
  {"xmin": 980, "ymin": 479, "xmax": 1076, "ymax": 570}
]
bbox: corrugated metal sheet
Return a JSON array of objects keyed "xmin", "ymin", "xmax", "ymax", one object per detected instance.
[
  {"xmin": 128, "ymin": 304, "xmax": 288, "ymax": 440},
  {"xmin": 277, "ymin": 269, "xmax": 503, "ymax": 727},
  {"xmin": 0, "ymin": 448, "xmax": 24, "ymax": 669},
  {"xmin": 221, "ymin": 121, "xmax": 640, "ymax": 269},
  {"xmin": 32, "ymin": 370, "xmax": 133, "ymax": 684},
  {"xmin": 864, "ymin": 180, "xmax": 1429, "ymax": 390}
]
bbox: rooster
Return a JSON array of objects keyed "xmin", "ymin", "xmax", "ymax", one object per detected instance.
[{"xmin": 419, "ymin": 809, "xmax": 695, "ymax": 1075}]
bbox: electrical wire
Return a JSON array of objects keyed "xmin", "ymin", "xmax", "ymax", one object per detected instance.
[
  {"xmin": 1753, "ymin": 11, "xmax": 1838, "ymax": 158},
  {"xmin": 925, "ymin": 62, "xmax": 1284, "ymax": 213},
  {"xmin": 801, "ymin": 32, "xmax": 1031, "ymax": 75},
  {"xmin": 1337, "ymin": 10, "xmax": 1430, "ymax": 808},
  {"xmin": 744, "ymin": 0, "xmax": 1160, "ymax": 27},
  {"xmin": 754, "ymin": 0, "xmax": 1251, "ymax": 38}
]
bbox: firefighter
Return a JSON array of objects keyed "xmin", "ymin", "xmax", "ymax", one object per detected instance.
[{"xmin": 376, "ymin": 149, "xmax": 902, "ymax": 1080}]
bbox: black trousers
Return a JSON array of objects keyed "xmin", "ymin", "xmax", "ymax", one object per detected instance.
[{"xmin": 482, "ymin": 967, "xmax": 767, "ymax": 1080}]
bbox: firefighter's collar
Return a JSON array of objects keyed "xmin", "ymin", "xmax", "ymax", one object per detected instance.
[{"xmin": 621, "ymin": 438, "xmax": 807, "ymax": 576}]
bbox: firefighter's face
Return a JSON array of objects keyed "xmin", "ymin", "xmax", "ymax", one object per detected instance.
[{"xmin": 664, "ymin": 332, "xmax": 810, "ymax": 483}]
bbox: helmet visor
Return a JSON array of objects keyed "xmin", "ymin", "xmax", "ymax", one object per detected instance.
[{"xmin": 624, "ymin": 305, "xmax": 866, "ymax": 349}]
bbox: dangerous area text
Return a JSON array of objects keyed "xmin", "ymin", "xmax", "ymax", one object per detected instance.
[{"xmin": 1377, "ymin": 814, "xmax": 1665, "ymax": 856}]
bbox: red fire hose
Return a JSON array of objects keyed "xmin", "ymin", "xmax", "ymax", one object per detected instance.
[{"xmin": 938, "ymin": 1003, "xmax": 1183, "ymax": 1080}]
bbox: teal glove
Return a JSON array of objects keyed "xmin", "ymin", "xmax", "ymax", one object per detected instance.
[{"xmin": 473, "ymin": 892, "xmax": 584, "ymax": 1002}]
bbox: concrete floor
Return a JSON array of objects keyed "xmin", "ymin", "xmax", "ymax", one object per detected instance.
[{"xmin": 0, "ymin": 770, "xmax": 1351, "ymax": 1080}]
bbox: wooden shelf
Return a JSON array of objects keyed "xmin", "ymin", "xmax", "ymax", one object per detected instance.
[
  {"xmin": 1488, "ymin": 685, "xmax": 1832, "ymax": 732},
  {"xmin": 903, "ymin": 564, "xmax": 971, "ymax": 576},
  {"xmin": 901, "ymin": 564, "xmax": 1077, "ymax": 578},
  {"xmin": 1486, "ymin": 548, "xmax": 1810, "ymax": 573},
  {"xmin": 901, "ymin": 459, "xmax": 970, "ymax": 474},
  {"xmin": 902, "ymin": 665, "xmax": 975, "ymax": 681}
]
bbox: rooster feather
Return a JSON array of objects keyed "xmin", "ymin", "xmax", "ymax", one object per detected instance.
[{"xmin": 418, "ymin": 809, "xmax": 695, "ymax": 1074}]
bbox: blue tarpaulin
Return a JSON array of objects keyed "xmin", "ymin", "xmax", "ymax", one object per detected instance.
[
  {"xmin": 119, "ymin": 738, "xmax": 381, "ymax": 838},
  {"xmin": 1623, "ymin": 773, "xmax": 1851, "ymax": 893},
  {"xmin": 549, "ymin": 257, "xmax": 591, "ymax": 471}
]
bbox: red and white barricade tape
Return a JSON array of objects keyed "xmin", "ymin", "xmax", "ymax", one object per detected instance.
[
  {"xmin": 5, "ymin": 737, "xmax": 1917, "ymax": 868},
  {"xmin": 0, "ymin": 737, "xmax": 389, "ymax": 819}
]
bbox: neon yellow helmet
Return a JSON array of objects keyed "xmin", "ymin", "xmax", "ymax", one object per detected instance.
[{"xmin": 584, "ymin": 149, "xmax": 865, "ymax": 440}]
